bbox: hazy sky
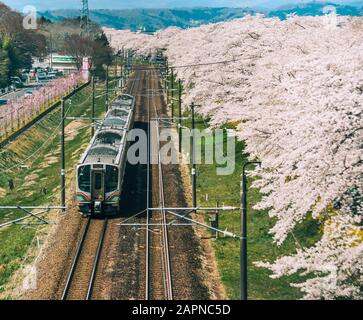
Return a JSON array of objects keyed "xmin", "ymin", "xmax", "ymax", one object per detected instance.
[{"xmin": 1, "ymin": 0, "xmax": 357, "ymax": 11}]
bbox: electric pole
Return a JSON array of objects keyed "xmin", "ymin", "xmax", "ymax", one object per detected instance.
[
  {"xmin": 80, "ymin": 0, "xmax": 90, "ymax": 36},
  {"xmin": 115, "ymin": 53, "xmax": 118, "ymax": 91},
  {"xmin": 241, "ymin": 161, "xmax": 262, "ymax": 300},
  {"xmin": 166, "ymin": 66, "xmax": 169, "ymax": 105},
  {"xmin": 191, "ymin": 102, "xmax": 197, "ymax": 210},
  {"xmin": 171, "ymin": 67, "xmax": 174, "ymax": 122},
  {"xmin": 178, "ymin": 79, "xmax": 182, "ymax": 153},
  {"xmin": 60, "ymin": 99, "xmax": 66, "ymax": 212},
  {"xmin": 106, "ymin": 65, "xmax": 109, "ymax": 112},
  {"xmin": 91, "ymin": 76, "xmax": 95, "ymax": 136},
  {"xmin": 49, "ymin": 32, "xmax": 53, "ymax": 70}
]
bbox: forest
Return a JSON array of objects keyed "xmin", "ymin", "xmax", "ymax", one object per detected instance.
[{"xmin": 0, "ymin": 2, "xmax": 113, "ymax": 88}]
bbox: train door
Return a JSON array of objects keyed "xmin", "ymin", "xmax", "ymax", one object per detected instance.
[{"xmin": 91, "ymin": 170, "xmax": 105, "ymax": 202}]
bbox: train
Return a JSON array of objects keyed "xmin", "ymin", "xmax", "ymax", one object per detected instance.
[{"xmin": 75, "ymin": 94, "xmax": 135, "ymax": 215}]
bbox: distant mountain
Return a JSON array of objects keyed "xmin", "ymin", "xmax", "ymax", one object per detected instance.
[
  {"xmin": 40, "ymin": 3, "xmax": 362, "ymax": 31},
  {"xmin": 269, "ymin": 2, "xmax": 363, "ymax": 20},
  {"xmin": 346, "ymin": 1, "xmax": 363, "ymax": 8},
  {"xmin": 40, "ymin": 7, "xmax": 255, "ymax": 31}
]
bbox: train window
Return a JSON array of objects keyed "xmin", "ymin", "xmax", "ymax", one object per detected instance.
[
  {"xmin": 106, "ymin": 165, "xmax": 119, "ymax": 193},
  {"xmin": 78, "ymin": 165, "xmax": 91, "ymax": 192},
  {"xmin": 94, "ymin": 173, "xmax": 102, "ymax": 190}
]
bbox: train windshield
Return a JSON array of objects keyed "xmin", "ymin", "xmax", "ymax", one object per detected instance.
[
  {"xmin": 105, "ymin": 165, "xmax": 119, "ymax": 193},
  {"xmin": 78, "ymin": 165, "xmax": 91, "ymax": 192}
]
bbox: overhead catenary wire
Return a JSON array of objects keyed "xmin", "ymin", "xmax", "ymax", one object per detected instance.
[
  {"xmin": 0, "ymin": 83, "xmax": 109, "ymax": 174},
  {"xmin": 132, "ymin": 58, "xmax": 239, "ymax": 72},
  {"xmin": 0, "ymin": 100, "xmax": 74, "ymax": 174}
]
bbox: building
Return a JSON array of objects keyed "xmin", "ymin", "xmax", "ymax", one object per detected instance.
[
  {"xmin": 51, "ymin": 54, "xmax": 78, "ymax": 74},
  {"xmin": 32, "ymin": 54, "xmax": 78, "ymax": 74}
]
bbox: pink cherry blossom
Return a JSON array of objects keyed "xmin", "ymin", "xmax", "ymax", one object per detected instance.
[
  {"xmin": 0, "ymin": 73, "xmax": 85, "ymax": 140},
  {"xmin": 105, "ymin": 14, "xmax": 363, "ymax": 299}
]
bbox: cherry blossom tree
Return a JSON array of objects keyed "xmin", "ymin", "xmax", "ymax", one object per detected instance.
[
  {"xmin": 105, "ymin": 14, "xmax": 363, "ymax": 299},
  {"xmin": 0, "ymin": 73, "xmax": 85, "ymax": 140}
]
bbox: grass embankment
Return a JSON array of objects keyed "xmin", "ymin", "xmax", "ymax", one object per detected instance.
[
  {"xmin": 169, "ymin": 77, "xmax": 320, "ymax": 300},
  {"xmin": 0, "ymin": 76, "xmax": 118, "ymax": 293}
]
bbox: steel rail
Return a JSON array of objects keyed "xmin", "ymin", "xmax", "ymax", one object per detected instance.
[
  {"xmin": 129, "ymin": 69, "xmax": 150, "ymax": 300},
  {"xmin": 86, "ymin": 218, "xmax": 108, "ymax": 300},
  {"xmin": 145, "ymin": 69, "xmax": 151, "ymax": 300},
  {"xmin": 126, "ymin": 67, "xmax": 149, "ymax": 300},
  {"xmin": 151, "ymin": 69, "xmax": 173, "ymax": 300},
  {"xmin": 126, "ymin": 68, "xmax": 149, "ymax": 300},
  {"xmin": 61, "ymin": 217, "xmax": 109, "ymax": 300},
  {"xmin": 61, "ymin": 70, "xmax": 140, "ymax": 301},
  {"xmin": 61, "ymin": 217, "xmax": 91, "ymax": 300}
]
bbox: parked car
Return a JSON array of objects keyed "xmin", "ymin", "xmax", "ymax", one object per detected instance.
[
  {"xmin": 0, "ymin": 99, "xmax": 9, "ymax": 106},
  {"xmin": 47, "ymin": 71, "xmax": 57, "ymax": 79},
  {"xmin": 24, "ymin": 91, "xmax": 33, "ymax": 98},
  {"xmin": 37, "ymin": 72, "xmax": 47, "ymax": 81},
  {"xmin": 10, "ymin": 76, "xmax": 23, "ymax": 88},
  {"xmin": 20, "ymin": 73, "xmax": 29, "ymax": 82}
]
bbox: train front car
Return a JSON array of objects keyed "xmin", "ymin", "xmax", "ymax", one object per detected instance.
[{"xmin": 75, "ymin": 94, "xmax": 135, "ymax": 216}]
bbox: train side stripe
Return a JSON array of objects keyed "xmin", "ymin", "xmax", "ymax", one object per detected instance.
[
  {"xmin": 106, "ymin": 192, "xmax": 121, "ymax": 201},
  {"xmin": 76, "ymin": 192, "xmax": 91, "ymax": 201}
]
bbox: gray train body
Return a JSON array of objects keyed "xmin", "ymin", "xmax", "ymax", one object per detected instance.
[{"xmin": 75, "ymin": 94, "xmax": 135, "ymax": 215}]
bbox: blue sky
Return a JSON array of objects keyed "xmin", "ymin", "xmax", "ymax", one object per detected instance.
[{"xmin": 1, "ymin": 0, "xmax": 358, "ymax": 11}]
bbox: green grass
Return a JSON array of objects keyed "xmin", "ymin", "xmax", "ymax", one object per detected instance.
[
  {"xmin": 0, "ymin": 76, "xmax": 118, "ymax": 292},
  {"xmin": 168, "ymin": 78, "xmax": 321, "ymax": 300}
]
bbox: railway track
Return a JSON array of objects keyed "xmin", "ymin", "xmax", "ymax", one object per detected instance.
[
  {"xmin": 60, "ymin": 72, "xmax": 143, "ymax": 301},
  {"xmin": 145, "ymin": 69, "xmax": 173, "ymax": 300},
  {"xmin": 61, "ymin": 217, "xmax": 108, "ymax": 300}
]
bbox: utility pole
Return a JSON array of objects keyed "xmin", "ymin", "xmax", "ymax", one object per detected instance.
[
  {"xmin": 43, "ymin": 30, "xmax": 53, "ymax": 69},
  {"xmin": 241, "ymin": 161, "xmax": 261, "ymax": 300},
  {"xmin": 115, "ymin": 53, "xmax": 118, "ymax": 90},
  {"xmin": 191, "ymin": 102, "xmax": 197, "ymax": 210},
  {"xmin": 178, "ymin": 79, "xmax": 182, "ymax": 153},
  {"xmin": 171, "ymin": 67, "xmax": 174, "ymax": 122},
  {"xmin": 106, "ymin": 65, "xmax": 109, "ymax": 112},
  {"xmin": 166, "ymin": 67, "xmax": 169, "ymax": 105},
  {"xmin": 121, "ymin": 63, "xmax": 124, "ymax": 89},
  {"xmin": 91, "ymin": 76, "xmax": 95, "ymax": 136},
  {"xmin": 49, "ymin": 32, "xmax": 53, "ymax": 70},
  {"xmin": 60, "ymin": 99, "xmax": 66, "ymax": 212}
]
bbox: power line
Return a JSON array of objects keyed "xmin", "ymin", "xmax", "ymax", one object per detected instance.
[
  {"xmin": 133, "ymin": 58, "xmax": 239, "ymax": 71},
  {"xmin": 170, "ymin": 59, "xmax": 238, "ymax": 69},
  {"xmin": 0, "ymin": 86, "xmax": 101, "ymax": 172},
  {"xmin": 0, "ymin": 101, "xmax": 74, "ymax": 174}
]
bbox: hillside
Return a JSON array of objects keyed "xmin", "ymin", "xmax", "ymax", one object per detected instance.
[
  {"xmin": 40, "ymin": 3, "xmax": 363, "ymax": 31},
  {"xmin": 40, "ymin": 7, "xmax": 255, "ymax": 31},
  {"xmin": 269, "ymin": 2, "xmax": 363, "ymax": 19}
]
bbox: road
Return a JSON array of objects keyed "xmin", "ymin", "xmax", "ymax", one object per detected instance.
[{"xmin": 0, "ymin": 82, "xmax": 48, "ymax": 103}]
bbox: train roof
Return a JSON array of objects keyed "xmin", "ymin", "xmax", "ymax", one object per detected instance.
[
  {"xmin": 112, "ymin": 94, "xmax": 134, "ymax": 107},
  {"xmin": 79, "ymin": 94, "xmax": 135, "ymax": 166}
]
